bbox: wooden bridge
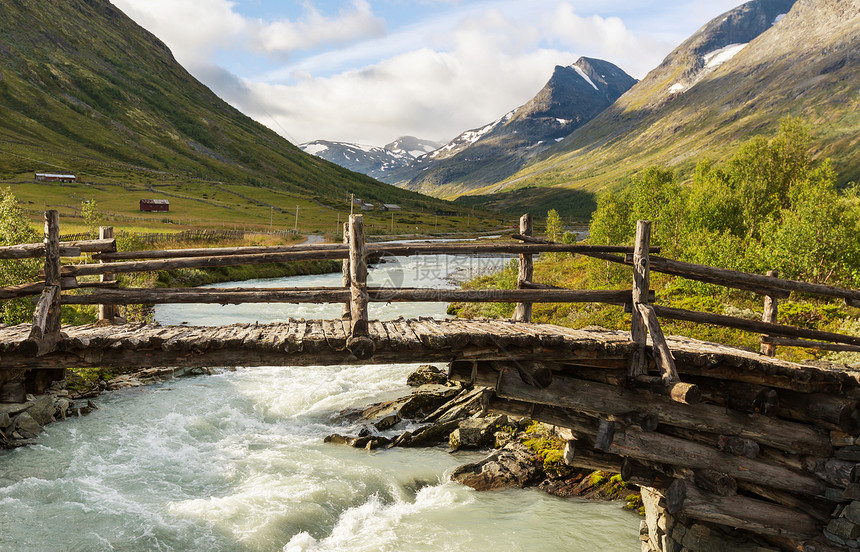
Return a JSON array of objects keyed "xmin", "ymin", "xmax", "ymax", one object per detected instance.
[{"xmin": 4, "ymin": 211, "xmax": 860, "ymax": 551}]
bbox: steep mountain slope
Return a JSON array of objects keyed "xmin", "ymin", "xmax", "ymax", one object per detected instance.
[
  {"xmin": 299, "ymin": 136, "xmax": 440, "ymax": 181},
  {"xmin": 396, "ymin": 57, "xmax": 636, "ymax": 197},
  {"xmin": 0, "ymin": 0, "xmax": 445, "ymax": 211},
  {"xmin": 469, "ymin": 0, "xmax": 860, "ymax": 215}
]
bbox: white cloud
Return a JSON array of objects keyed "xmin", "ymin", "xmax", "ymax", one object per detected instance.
[
  {"xmin": 112, "ymin": 0, "xmax": 741, "ymax": 147},
  {"xmin": 240, "ymin": 10, "xmax": 582, "ymax": 145},
  {"xmin": 255, "ymin": 1, "xmax": 385, "ymax": 55},
  {"xmin": 112, "ymin": 0, "xmax": 386, "ymax": 66}
]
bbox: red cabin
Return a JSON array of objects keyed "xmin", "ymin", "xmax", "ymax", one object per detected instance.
[{"xmin": 140, "ymin": 199, "xmax": 170, "ymax": 212}]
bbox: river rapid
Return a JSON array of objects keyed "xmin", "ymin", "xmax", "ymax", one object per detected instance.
[{"xmin": 0, "ymin": 253, "xmax": 639, "ymax": 551}]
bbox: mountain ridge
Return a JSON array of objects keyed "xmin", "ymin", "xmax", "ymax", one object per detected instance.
[
  {"xmin": 299, "ymin": 136, "xmax": 440, "ymax": 182},
  {"xmin": 393, "ymin": 56, "xmax": 637, "ymax": 197}
]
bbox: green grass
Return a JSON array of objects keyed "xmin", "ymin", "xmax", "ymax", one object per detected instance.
[{"xmin": 2, "ymin": 176, "xmax": 505, "ymax": 236}]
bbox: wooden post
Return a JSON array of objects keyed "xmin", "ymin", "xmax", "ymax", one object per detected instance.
[
  {"xmin": 761, "ymin": 270, "xmax": 778, "ymax": 356},
  {"xmin": 341, "ymin": 221, "xmax": 351, "ymax": 320},
  {"xmin": 22, "ymin": 211, "xmax": 65, "ymax": 384},
  {"xmin": 347, "ymin": 215, "xmax": 374, "ymax": 359},
  {"xmin": 512, "ymin": 214, "xmax": 533, "ymax": 323},
  {"xmin": 43, "ymin": 210, "xmax": 61, "ymax": 335},
  {"xmin": 98, "ymin": 226, "xmax": 116, "ymax": 323},
  {"xmin": 629, "ymin": 220, "xmax": 651, "ymax": 377}
]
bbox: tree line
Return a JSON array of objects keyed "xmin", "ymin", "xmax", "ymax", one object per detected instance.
[{"xmin": 588, "ymin": 118, "xmax": 860, "ymax": 288}]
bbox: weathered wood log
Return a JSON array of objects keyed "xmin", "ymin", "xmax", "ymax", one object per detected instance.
[
  {"xmin": 693, "ymin": 469, "xmax": 737, "ymax": 497},
  {"xmin": 637, "ymin": 303, "xmax": 680, "ymax": 385},
  {"xmin": 510, "ymin": 360, "xmax": 553, "ymax": 389},
  {"xmin": 490, "ymin": 396, "xmax": 826, "ymax": 496},
  {"xmin": 94, "ymin": 242, "xmax": 348, "ymax": 260},
  {"xmin": 643, "ymin": 255, "xmax": 860, "ymax": 303},
  {"xmin": 63, "ymin": 238, "xmax": 115, "ymax": 253},
  {"xmin": 693, "ymin": 380, "xmax": 779, "ymax": 415},
  {"xmin": 341, "ymin": 221, "xmax": 350, "ymax": 320},
  {"xmin": 629, "ymin": 220, "xmax": 651, "ymax": 378},
  {"xmin": 0, "ymin": 243, "xmax": 81, "ymax": 259},
  {"xmin": 512, "ymin": 214, "xmax": 533, "ymax": 323},
  {"xmin": 43, "ymin": 211, "xmax": 61, "ymax": 340},
  {"xmin": 62, "ymin": 288, "xmax": 352, "ymax": 304},
  {"xmin": 595, "ymin": 252, "xmax": 859, "ymax": 304},
  {"xmin": 562, "ymin": 440, "xmax": 658, "ymax": 486},
  {"xmin": 348, "ymin": 216, "xmax": 372, "ymax": 359},
  {"xmin": 21, "ymin": 287, "xmax": 60, "ymax": 357},
  {"xmin": 61, "ymin": 287, "xmax": 647, "ymax": 305},
  {"xmin": 666, "ymin": 479, "xmax": 821, "ymax": 539},
  {"xmin": 594, "ymin": 420, "xmax": 616, "ymax": 451},
  {"xmin": 61, "ymin": 243, "xmax": 669, "ymax": 277},
  {"xmin": 736, "ymin": 481, "xmax": 833, "ymax": 523},
  {"xmin": 656, "ymin": 425, "xmax": 761, "ymax": 459},
  {"xmin": 715, "ymin": 435, "xmax": 761, "ymax": 459},
  {"xmin": 776, "ymin": 389, "xmax": 859, "ymax": 433},
  {"xmin": 0, "ymin": 277, "xmax": 77, "ymax": 300},
  {"xmin": 804, "ymin": 457, "xmax": 853, "ymax": 488},
  {"xmin": 762, "ymin": 336, "xmax": 860, "ymax": 353},
  {"xmin": 652, "ymin": 304, "xmax": 860, "ymax": 347},
  {"xmin": 98, "ymin": 226, "xmax": 116, "ymax": 322},
  {"xmin": 450, "ymin": 364, "xmax": 832, "ymax": 456},
  {"xmin": 26, "ymin": 286, "xmax": 57, "ymax": 343},
  {"xmin": 761, "ymin": 270, "xmax": 779, "ymax": 356},
  {"xmin": 512, "ymin": 233, "xmax": 660, "ymax": 255},
  {"xmin": 56, "ymin": 249, "xmax": 352, "ymax": 277}
]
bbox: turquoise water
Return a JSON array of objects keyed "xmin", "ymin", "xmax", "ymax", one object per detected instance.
[{"xmin": 0, "ymin": 254, "xmax": 639, "ymax": 551}]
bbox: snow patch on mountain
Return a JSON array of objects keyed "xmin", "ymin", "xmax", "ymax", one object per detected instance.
[
  {"xmin": 773, "ymin": 13, "xmax": 787, "ymax": 25},
  {"xmin": 302, "ymin": 143, "xmax": 328, "ymax": 155},
  {"xmin": 702, "ymin": 43, "xmax": 748, "ymax": 69},
  {"xmin": 572, "ymin": 65, "xmax": 599, "ymax": 91}
]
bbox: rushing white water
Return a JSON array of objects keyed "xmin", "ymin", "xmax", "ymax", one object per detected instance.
[{"xmin": 0, "ymin": 254, "xmax": 639, "ymax": 551}]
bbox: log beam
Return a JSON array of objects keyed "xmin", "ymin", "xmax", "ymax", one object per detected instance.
[
  {"xmin": 512, "ymin": 214, "xmax": 533, "ymax": 323},
  {"xmin": 98, "ymin": 226, "xmax": 116, "ymax": 323},
  {"xmin": 629, "ymin": 220, "xmax": 651, "ymax": 378},
  {"xmin": 666, "ymin": 480, "xmax": 822, "ymax": 539},
  {"xmin": 347, "ymin": 215, "xmax": 373, "ymax": 360},
  {"xmin": 450, "ymin": 363, "xmax": 832, "ymax": 456}
]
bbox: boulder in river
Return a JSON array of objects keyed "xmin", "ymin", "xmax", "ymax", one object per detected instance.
[
  {"xmin": 450, "ymin": 441, "xmax": 543, "ymax": 491},
  {"xmin": 449, "ymin": 414, "xmax": 510, "ymax": 451},
  {"xmin": 406, "ymin": 365, "xmax": 448, "ymax": 387}
]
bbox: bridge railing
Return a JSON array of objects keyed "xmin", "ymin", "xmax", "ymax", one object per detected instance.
[
  {"xmin": 3, "ymin": 210, "xmax": 859, "ymax": 362},
  {"xmin": 563, "ymin": 220, "xmax": 860, "ymax": 359}
]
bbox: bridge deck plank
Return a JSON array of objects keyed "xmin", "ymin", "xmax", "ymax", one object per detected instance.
[
  {"xmin": 302, "ymin": 320, "xmax": 327, "ymax": 353},
  {"xmin": 284, "ymin": 318, "xmax": 307, "ymax": 353},
  {"xmin": 323, "ymin": 319, "xmax": 347, "ymax": 351},
  {"xmin": 0, "ymin": 320, "xmax": 857, "ymax": 394},
  {"xmin": 368, "ymin": 320, "xmax": 390, "ymax": 351}
]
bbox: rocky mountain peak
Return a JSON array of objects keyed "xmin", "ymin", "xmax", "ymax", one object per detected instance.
[{"xmin": 642, "ymin": 0, "xmax": 797, "ymax": 100}]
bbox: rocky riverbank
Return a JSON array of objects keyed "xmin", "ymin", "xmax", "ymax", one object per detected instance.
[
  {"xmin": 0, "ymin": 383, "xmax": 99, "ymax": 449},
  {"xmin": 325, "ymin": 364, "xmax": 643, "ymax": 506}
]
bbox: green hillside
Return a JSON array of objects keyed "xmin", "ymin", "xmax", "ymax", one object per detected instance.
[{"xmin": 0, "ymin": 0, "xmax": 455, "ymax": 215}]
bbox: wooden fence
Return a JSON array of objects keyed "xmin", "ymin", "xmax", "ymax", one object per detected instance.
[{"xmin": 2, "ymin": 210, "xmax": 860, "ymax": 363}]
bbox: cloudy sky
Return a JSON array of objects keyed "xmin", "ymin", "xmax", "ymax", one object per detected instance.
[{"xmin": 111, "ymin": 0, "xmax": 742, "ymax": 147}]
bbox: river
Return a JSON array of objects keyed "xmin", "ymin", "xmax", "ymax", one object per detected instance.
[{"xmin": 0, "ymin": 253, "xmax": 638, "ymax": 551}]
